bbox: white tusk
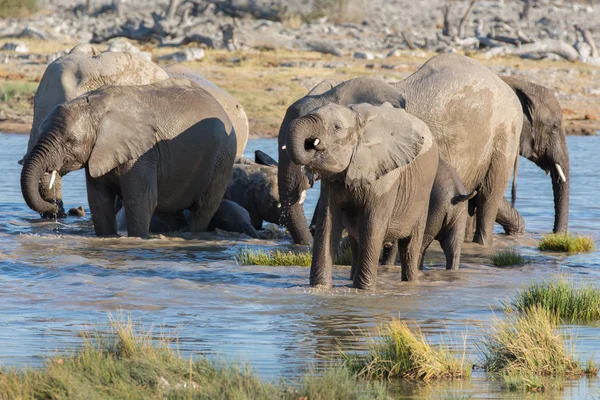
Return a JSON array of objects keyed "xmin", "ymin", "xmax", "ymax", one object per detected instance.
[
  {"xmin": 48, "ymin": 171, "xmax": 57, "ymax": 190},
  {"xmin": 545, "ymin": 170, "xmax": 550, "ymax": 176},
  {"xmin": 313, "ymin": 138, "xmax": 320, "ymax": 146},
  {"xmin": 277, "ymin": 203, "xmax": 281, "ymax": 208},
  {"xmin": 299, "ymin": 190, "xmax": 307, "ymax": 205},
  {"xmin": 555, "ymin": 163, "xmax": 567, "ymax": 183},
  {"xmin": 281, "ymin": 145, "xmax": 286, "ymax": 150}
]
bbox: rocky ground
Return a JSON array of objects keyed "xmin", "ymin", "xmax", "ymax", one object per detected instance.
[{"xmin": 0, "ymin": 0, "xmax": 599, "ymax": 136}]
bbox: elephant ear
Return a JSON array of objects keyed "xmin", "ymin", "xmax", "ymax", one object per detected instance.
[
  {"xmin": 88, "ymin": 110, "xmax": 158, "ymax": 178},
  {"xmin": 345, "ymin": 103, "xmax": 428, "ymax": 187},
  {"xmin": 255, "ymin": 150, "xmax": 278, "ymax": 167}
]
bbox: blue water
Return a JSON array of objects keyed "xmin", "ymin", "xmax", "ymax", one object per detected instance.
[{"xmin": 0, "ymin": 133, "xmax": 599, "ymax": 398}]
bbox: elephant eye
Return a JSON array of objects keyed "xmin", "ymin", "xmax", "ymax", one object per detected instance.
[{"xmin": 334, "ymin": 123, "xmax": 342, "ymax": 131}]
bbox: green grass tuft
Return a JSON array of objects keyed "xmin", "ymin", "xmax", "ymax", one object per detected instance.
[
  {"xmin": 480, "ymin": 305, "xmax": 597, "ymax": 392},
  {"xmin": 511, "ymin": 277, "xmax": 600, "ymax": 323},
  {"xmin": 342, "ymin": 318, "xmax": 471, "ymax": 382},
  {"xmin": 538, "ymin": 233, "xmax": 595, "ymax": 253},
  {"xmin": 236, "ymin": 248, "xmax": 312, "ymax": 266},
  {"xmin": 0, "ymin": 315, "xmax": 391, "ymax": 399},
  {"xmin": 490, "ymin": 249, "xmax": 525, "ymax": 267}
]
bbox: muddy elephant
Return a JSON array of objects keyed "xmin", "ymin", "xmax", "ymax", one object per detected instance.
[
  {"xmin": 382, "ymin": 159, "xmax": 476, "ymax": 270},
  {"xmin": 280, "ymin": 54, "xmax": 522, "ymax": 247},
  {"xmin": 495, "ymin": 76, "xmax": 569, "ymax": 234},
  {"xmin": 21, "ymin": 44, "xmax": 169, "ymax": 217},
  {"xmin": 21, "ymin": 79, "xmax": 237, "ymax": 238},
  {"xmin": 163, "ymin": 64, "xmax": 249, "ymax": 157},
  {"xmin": 287, "ymin": 102, "xmax": 438, "ymax": 288}
]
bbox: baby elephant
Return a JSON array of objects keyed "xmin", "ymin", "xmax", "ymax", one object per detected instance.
[
  {"xmin": 382, "ymin": 159, "xmax": 476, "ymax": 270},
  {"xmin": 286, "ymin": 102, "xmax": 438, "ymax": 289}
]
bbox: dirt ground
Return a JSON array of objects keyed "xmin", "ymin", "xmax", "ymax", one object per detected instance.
[{"xmin": 0, "ymin": 39, "xmax": 598, "ymax": 137}]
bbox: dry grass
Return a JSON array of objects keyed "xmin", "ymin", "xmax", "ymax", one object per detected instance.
[
  {"xmin": 342, "ymin": 318, "xmax": 471, "ymax": 382},
  {"xmin": 511, "ymin": 277, "xmax": 600, "ymax": 323},
  {"xmin": 490, "ymin": 249, "xmax": 526, "ymax": 267},
  {"xmin": 538, "ymin": 233, "xmax": 595, "ymax": 253}
]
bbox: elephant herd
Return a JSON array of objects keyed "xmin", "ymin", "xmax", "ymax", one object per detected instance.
[{"xmin": 19, "ymin": 44, "xmax": 570, "ymax": 290}]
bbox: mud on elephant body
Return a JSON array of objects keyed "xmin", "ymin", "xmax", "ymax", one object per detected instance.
[
  {"xmin": 22, "ymin": 44, "xmax": 169, "ymax": 218},
  {"xmin": 287, "ymin": 102, "xmax": 438, "ymax": 289},
  {"xmin": 21, "ymin": 79, "xmax": 237, "ymax": 238}
]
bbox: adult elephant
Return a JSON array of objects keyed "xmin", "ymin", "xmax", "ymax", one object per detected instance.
[
  {"xmin": 495, "ymin": 76, "xmax": 569, "ymax": 234},
  {"xmin": 163, "ymin": 64, "xmax": 249, "ymax": 157},
  {"xmin": 21, "ymin": 79, "xmax": 237, "ymax": 238},
  {"xmin": 21, "ymin": 44, "xmax": 169, "ymax": 217},
  {"xmin": 279, "ymin": 53, "xmax": 522, "ymax": 246}
]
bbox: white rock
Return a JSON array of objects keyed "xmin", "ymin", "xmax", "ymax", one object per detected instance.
[
  {"xmin": 108, "ymin": 39, "xmax": 140, "ymax": 53},
  {"xmin": 1, "ymin": 42, "xmax": 29, "ymax": 53},
  {"xmin": 354, "ymin": 51, "xmax": 374, "ymax": 60}
]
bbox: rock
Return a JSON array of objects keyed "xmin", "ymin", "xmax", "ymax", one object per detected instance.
[
  {"xmin": 68, "ymin": 206, "xmax": 86, "ymax": 217},
  {"xmin": 387, "ymin": 49, "xmax": 401, "ymax": 57},
  {"xmin": 107, "ymin": 39, "xmax": 140, "ymax": 53},
  {"xmin": 305, "ymin": 40, "xmax": 343, "ymax": 57},
  {"xmin": 0, "ymin": 110, "xmax": 7, "ymax": 121},
  {"xmin": 159, "ymin": 47, "xmax": 205, "ymax": 62},
  {"xmin": 354, "ymin": 51, "xmax": 375, "ymax": 60},
  {"xmin": 1, "ymin": 42, "xmax": 29, "ymax": 53},
  {"xmin": 575, "ymin": 41, "xmax": 591, "ymax": 58},
  {"xmin": 18, "ymin": 26, "xmax": 47, "ymax": 40}
]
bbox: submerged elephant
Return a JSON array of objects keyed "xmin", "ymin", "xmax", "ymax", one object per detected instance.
[
  {"xmin": 287, "ymin": 102, "xmax": 439, "ymax": 288},
  {"xmin": 382, "ymin": 159, "xmax": 476, "ymax": 270},
  {"xmin": 495, "ymin": 76, "xmax": 569, "ymax": 234},
  {"xmin": 208, "ymin": 200, "xmax": 260, "ymax": 238},
  {"xmin": 279, "ymin": 54, "xmax": 522, "ymax": 248},
  {"xmin": 21, "ymin": 44, "xmax": 169, "ymax": 217},
  {"xmin": 21, "ymin": 79, "xmax": 237, "ymax": 238}
]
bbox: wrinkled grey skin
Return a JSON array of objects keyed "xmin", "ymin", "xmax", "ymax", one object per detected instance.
[
  {"xmin": 495, "ymin": 76, "xmax": 570, "ymax": 235},
  {"xmin": 22, "ymin": 44, "xmax": 169, "ymax": 218},
  {"xmin": 390, "ymin": 54, "xmax": 522, "ymax": 246},
  {"xmin": 287, "ymin": 103, "xmax": 438, "ymax": 289},
  {"xmin": 226, "ymin": 151, "xmax": 280, "ymax": 230},
  {"xmin": 163, "ymin": 64, "xmax": 249, "ymax": 157},
  {"xmin": 208, "ymin": 200, "xmax": 260, "ymax": 238},
  {"xmin": 21, "ymin": 79, "xmax": 237, "ymax": 238},
  {"xmin": 382, "ymin": 159, "xmax": 476, "ymax": 270},
  {"xmin": 278, "ymin": 77, "xmax": 406, "ymax": 245}
]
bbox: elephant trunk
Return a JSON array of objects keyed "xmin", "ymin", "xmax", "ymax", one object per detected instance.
[
  {"xmin": 21, "ymin": 139, "xmax": 63, "ymax": 216},
  {"xmin": 550, "ymin": 156, "xmax": 569, "ymax": 233},
  {"xmin": 278, "ymin": 112, "xmax": 314, "ymax": 245},
  {"xmin": 286, "ymin": 116, "xmax": 321, "ymax": 167}
]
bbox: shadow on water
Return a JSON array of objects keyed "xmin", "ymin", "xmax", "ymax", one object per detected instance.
[{"xmin": 1, "ymin": 133, "xmax": 599, "ymax": 398}]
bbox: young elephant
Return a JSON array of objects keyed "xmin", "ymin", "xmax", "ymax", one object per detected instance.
[
  {"xmin": 286, "ymin": 103, "xmax": 438, "ymax": 289},
  {"xmin": 208, "ymin": 200, "xmax": 260, "ymax": 238},
  {"xmin": 382, "ymin": 159, "xmax": 476, "ymax": 270},
  {"xmin": 21, "ymin": 79, "xmax": 237, "ymax": 238}
]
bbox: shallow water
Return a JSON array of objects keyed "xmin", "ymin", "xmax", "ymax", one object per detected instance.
[{"xmin": 1, "ymin": 133, "xmax": 599, "ymax": 398}]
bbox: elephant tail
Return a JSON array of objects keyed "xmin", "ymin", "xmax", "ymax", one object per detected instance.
[
  {"xmin": 452, "ymin": 190, "xmax": 477, "ymax": 205},
  {"xmin": 511, "ymin": 149, "xmax": 519, "ymax": 207}
]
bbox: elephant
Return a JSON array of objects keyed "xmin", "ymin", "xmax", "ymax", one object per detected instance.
[
  {"xmin": 286, "ymin": 102, "xmax": 439, "ymax": 289},
  {"xmin": 208, "ymin": 200, "xmax": 260, "ymax": 238},
  {"xmin": 277, "ymin": 77, "xmax": 407, "ymax": 245},
  {"xmin": 163, "ymin": 64, "xmax": 249, "ymax": 158},
  {"xmin": 226, "ymin": 150, "xmax": 280, "ymax": 230},
  {"xmin": 382, "ymin": 159, "xmax": 476, "ymax": 270},
  {"xmin": 495, "ymin": 76, "xmax": 569, "ymax": 234},
  {"xmin": 21, "ymin": 78, "xmax": 237, "ymax": 238},
  {"xmin": 279, "ymin": 54, "xmax": 522, "ymax": 248},
  {"xmin": 21, "ymin": 43, "xmax": 169, "ymax": 218}
]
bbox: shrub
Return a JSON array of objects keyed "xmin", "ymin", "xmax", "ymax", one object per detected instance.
[
  {"xmin": 511, "ymin": 277, "xmax": 600, "ymax": 323},
  {"xmin": 0, "ymin": 0, "xmax": 39, "ymax": 18},
  {"xmin": 342, "ymin": 318, "xmax": 471, "ymax": 382},
  {"xmin": 490, "ymin": 249, "xmax": 525, "ymax": 267},
  {"xmin": 538, "ymin": 233, "xmax": 595, "ymax": 253}
]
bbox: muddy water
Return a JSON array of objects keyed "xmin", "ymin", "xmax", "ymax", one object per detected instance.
[{"xmin": 1, "ymin": 132, "xmax": 599, "ymax": 398}]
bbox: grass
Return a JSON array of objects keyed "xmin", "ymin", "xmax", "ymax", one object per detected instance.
[
  {"xmin": 342, "ymin": 318, "xmax": 471, "ymax": 382},
  {"xmin": 490, "ymin": 249, "xmax": 526, "ymax": 267},
  {"xmin": 511, "ymin": 277, "xmax": 600, "ymax": 323},
  {"xmin": 538, "ymin": 233, "xmax": 596, "ymax": 253},
  {"xmin": 0, "ymin": 0, "xmax": 38, "ymax": 18},
  {"xmin": 0, "ymin": 315, "xmax": 389, "ymax": 400},
  {"xmin": 479, "ymin": 305, "xmax": 597, "ymax": 392},
  {"xmin": 236, "ymin": 247, "xmax": 312, "ymax": 266}
]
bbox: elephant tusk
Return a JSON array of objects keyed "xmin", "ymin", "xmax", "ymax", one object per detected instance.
[
  {"xmin": 48, "ymin": 170, "xmax": 58, "ymax": 190},
  {"xmin": 299, "ymin": 190, "xmax": 307, "ymax": 205},
  {"xmin": 277, "ymin": 203, "xmax": 281, "ymax": 208},
  {"xmin": 313, "ymin": 138, "xmax": 320, "ymax": 146},
  {"xmin": 545, "ymin": 170, "xmax": 550, "ymax": 176},
  {"xmin": 555, "ymin": 163, "xmax": 567, "ymax": 183},
  {"xmin": 281, "ymin": 145, "xmax": 286, "ymax": 150}
]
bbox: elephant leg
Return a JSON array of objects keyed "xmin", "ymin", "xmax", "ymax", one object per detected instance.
[
  {"xmin": 398, "ymin": 211, "xmax": 427, "ymax": 282},
  {"xmin": 473, "ymin": 161, "xmax": 512, "ymax": 246},
  {"xmin": 464, "ymin": 214, "xmax": 475, "ymax": 242},
  {"xmin": 119, "ymin": 165, "xmax": 158, "ymax": 238},
  {"xmin": 309, "ymin": 195, "xmax": 321, "ymax": 237},
  {"xmin": 153, "ymin": 211, "xmax": 188, "ymax": 232},
  {"xmin": 349, "ymin": 235, "xmax": 359, "ymax": 281},
  {"xmin": 249, "ymin": 211, "xmax": 263, "ymax": 231},
  {"xmin": 86, "ymin": 173, "xmax": 117, "ymax": 237},
  {"xmin": 419, "ymin": 234, "xmax": 435, "ymax": 270},
  {"xmin": 309, "ymin": 182, "xmax": 340, "ymax": 288},
  {"xmin": 381, "ymin": 241, "xmax": 398, "ymax": 266},
  {"xmin": 495, "ymin": 197, "xmax": 525, "ymax": 235}
]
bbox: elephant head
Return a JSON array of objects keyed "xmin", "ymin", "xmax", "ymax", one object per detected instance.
[
  {"xmin": 21, "ymin": 84, "xmax": 163, "ymax": 215},
  {"xmin": 286, "ymin": 102, "xmax": 428, "ymax": 186},
  {"xmin": 277, "ymin": 77, "xmax": 406, "ymax": 244},
  {"xmin": 501, "ymin": 76, "xmax": 569, "ymax": 233}
]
